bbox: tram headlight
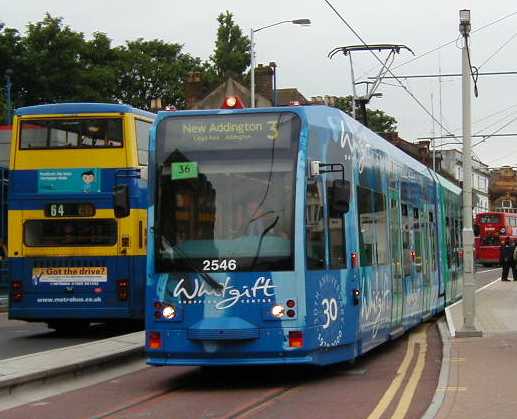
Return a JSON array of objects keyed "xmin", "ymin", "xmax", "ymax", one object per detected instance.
[
  {"xmin": 162, "ymin": 305, "xmax": 176, "ymax": 319},
  {"xmin": 272, "ymin": 304, "xmax": 286, "ymax": 318}
]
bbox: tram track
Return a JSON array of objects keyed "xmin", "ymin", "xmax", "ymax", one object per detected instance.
[
  {"xmin": 223, "ymin": 386, "xmax": 296, "ymax": 419},
  {"xmin": 92, "ymin": 369, "xmax": 300, "ymax": 419},
  {"xmin": 93, "ymin": 382, "xmax": 298, "ymax": 419},
  {"xmin": 91, "ymin": 373, "xmax": 194, "ymax": 419}
]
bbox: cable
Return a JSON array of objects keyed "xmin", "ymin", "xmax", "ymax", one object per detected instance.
[
  {"xmin": 393, "ymin": 10, "xmax": 517, "ymax": 71},
  {"xmin": 322, "ymin": 0, "xmax": 456, "ymax": 137},
  {"xmin": 475, "ymin": 109, "xmax": 517, "ymax": 136},
  {"xmin": 478, "ymin": 31, "xmax": 517, "ymax": 69},
  {"xmin": 472, "ymin": 103, "xmax": 517, "ymax": 128},
  {"xmin": 464, "ymin": 36, "xmax": 479, "ymax": 97},
  {"xmin": 473, "ymin": 114, "xmax": 517, "ymax": 147}
]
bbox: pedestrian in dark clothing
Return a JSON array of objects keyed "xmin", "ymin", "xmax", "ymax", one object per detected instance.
[{"xmin": 500, "ymin": 239, "xmax": 517, "ymax": 281}]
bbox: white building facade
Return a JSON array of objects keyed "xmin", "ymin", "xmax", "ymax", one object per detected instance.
[{"xmin": 436, "ymin": 149, "xmax": 490, "ymax": 216}]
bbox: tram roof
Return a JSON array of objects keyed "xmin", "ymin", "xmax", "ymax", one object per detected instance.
[
  {"xmin": 15, "ymin": 103, "xmax": 155, "ymax": 120},
  {"xmin": 154, "ymin": 105, "xmax": 462, "ymax": 195}
]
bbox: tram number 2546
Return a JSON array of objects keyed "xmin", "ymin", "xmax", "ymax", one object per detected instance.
[
  {"xmin": 322, "ymin": 298, "xmax": 338, "ymax": 329},
  {"xmin": 202, "ymin": 259, "xmax": 237, "ymax": 271}
]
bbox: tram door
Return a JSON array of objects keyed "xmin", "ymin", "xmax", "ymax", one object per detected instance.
[{"xmin": 389, "ymin": 189, "xmax": 404, "ymax": 329}]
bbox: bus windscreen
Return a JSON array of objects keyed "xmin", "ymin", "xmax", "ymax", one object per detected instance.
[
  {"xmin": 20, "ymin": 118, "xmax": 123, "ymax": 149},
  {"xmin": 155, "ymin": 112, "xmax": 300, "ymax": 272}
]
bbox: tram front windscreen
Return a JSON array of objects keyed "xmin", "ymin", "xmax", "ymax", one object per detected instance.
[{"xmin": 155, "ymin": 112, "xmax": 301, "ymax": 272}]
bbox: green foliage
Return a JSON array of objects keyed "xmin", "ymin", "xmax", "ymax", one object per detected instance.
[
  {"xmin": 21, "ymin": 14, "xmax": 85, "ymax": 104},
  {"xmin": 114, "ymin": 38, "xmax": 202, "ymax": 110},
  {"xmin": 79, "ymin": 32, "xmax": 119, "ymax": 102},
  {"xmin": 0, "ymin": 23, "xmax": 24, "ymax": 120},
  {"xmin": 0, "ymin": 13, "xmax": 203, "ymax": 110},
  {"xmin": 332, "ymin": 95, "xmax": 397, "ymax": 133},
  {"xmin": 210, "ymin": 11, "xmax": 250, "ymax": 80}
]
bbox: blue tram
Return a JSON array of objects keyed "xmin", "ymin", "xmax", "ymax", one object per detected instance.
[{"xmin": 145, "ymin": 105, "xmax": 462, "ymax": 366}]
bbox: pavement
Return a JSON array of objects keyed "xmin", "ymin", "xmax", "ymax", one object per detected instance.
[
  {"xmin": 0, "ymin": 331, "xmax": 144, "ymax": 396},
  {"xmin": 426, "ymin": 276, "xmax": 517, "ymax": 419}
]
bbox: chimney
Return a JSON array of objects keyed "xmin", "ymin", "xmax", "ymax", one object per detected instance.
[
  {"xmin": 185, "ymin": 71, "xmax": 203, "ymax": 109},
  {"xmin": 254, "ymin": 64, "xmax": 274, "ymax": 104}
]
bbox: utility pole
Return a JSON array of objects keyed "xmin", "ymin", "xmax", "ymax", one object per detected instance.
[
  {"xmin": 456, "ymin": 9, "xmax": 482, "ymax": 338},
  {"xmin": 250, "ymin": 28, "xmax": 255, "ymax": 108}
]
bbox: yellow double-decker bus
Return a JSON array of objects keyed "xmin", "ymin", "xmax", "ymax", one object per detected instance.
[{"xmin": 8, "ymin": 103, "xmax": 155, "ymax": 332}]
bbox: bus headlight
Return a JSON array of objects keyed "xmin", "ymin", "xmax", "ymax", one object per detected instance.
[
  {"xmin": 272, "ymin": 304, "xmax": 285, "ymax": 318},
  {"xmin": 162, "ymin": 305, "xmax": 176, "ymax": 319}
]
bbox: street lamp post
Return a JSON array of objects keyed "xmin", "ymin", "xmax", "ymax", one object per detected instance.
[
  {"xmin": 250, "ymin": 19, "xmax": 310, "ymax": 108},
  {"xmin": 456, "ymin": 9, "xmax": 482, "ymax": 338}
]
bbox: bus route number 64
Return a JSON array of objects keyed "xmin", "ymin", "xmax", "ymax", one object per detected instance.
[{"xmin": 49, "ymin": 203, "xmax": 65, "ymax": 217}]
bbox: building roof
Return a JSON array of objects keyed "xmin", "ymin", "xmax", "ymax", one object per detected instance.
[
  {"xmin": 276, "ymin": 88, "xmax": 308, "ymax": 106},
  {"xmin": 191, "ymin": 78, "xmax": 270, "ymax": 110}
]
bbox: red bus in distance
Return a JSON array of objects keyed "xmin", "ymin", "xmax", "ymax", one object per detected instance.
[{"xmin": 474, "ymin": 211, "xmax": 517, "ymax": 266}]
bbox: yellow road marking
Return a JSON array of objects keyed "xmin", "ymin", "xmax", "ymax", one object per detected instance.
[
  {"xmin": 366, "ymin": 325, "xmax": 429, "ymax": 419},
  {"xmin": 391, "ymin": 326, "xmax": 428, "ymax": 418}
]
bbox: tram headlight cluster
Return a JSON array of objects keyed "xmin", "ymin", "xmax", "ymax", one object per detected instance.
[
  {"xmin": 271, "ymin": 300, "xmax": 296, "ymax": 319},
  {"xmin": 162, "ymin": 305, "xmax": 176, "ymax": 319},
  {"xmin": 272, "ymin": 304, "xmax": 286, "ymax": 318},
  {"xmin": 153, "ymin": 301, "xmax": 177, "ymax": 320}
]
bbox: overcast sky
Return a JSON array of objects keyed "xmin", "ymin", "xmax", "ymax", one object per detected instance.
[{"xmin": 4, "ymin": 0, "xmax": 517, "ymax": 167}]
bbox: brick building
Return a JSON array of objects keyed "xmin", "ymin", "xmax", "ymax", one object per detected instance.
[
  {"xmin": 489, "ymin": 166, "xmax": 517, "ymax": 212},
  {"xmin": 184, "ymin": 64, "xmax": 307, "ymax": 109}
]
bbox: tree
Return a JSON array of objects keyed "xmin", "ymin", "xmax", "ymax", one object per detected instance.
[
  {"xmin": 78, "ymin": 32, "xmax": 119, "ymax": 102},
  {"xmin": 114, "ymin": 38, "xmax": 202, "ymax": 110},
  {"xmin": 19, "ymin": 14, "xmax": 86, "ymax": 104},
  {"xmin": 0, "ymin": 24, "xmax": 24, "ymax": 118},
  {"xmin": 210, "ymin": 11, "xmax": 250, "ymax": 81},
  {"xmin": 333, "ymin": 96, "xmax": 397, "ymax": 133}
]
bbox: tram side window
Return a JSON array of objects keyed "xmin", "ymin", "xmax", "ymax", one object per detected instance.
[
  {"xmin": 454, "ymin": 218, "xmax": 461, "ymax": 265},
  {"xmin": 429, "ymin": 211, "xmax": 437, "ymax": 271},
  {"xmin": 357, "ymin": 186, "xmax": 374, "ymax": 266},
  {"xmin": 444, "ymin": 216, "xmax": 451, "ymax": 267},
  {"xmin": 373, "ymin": 192, "xmax": 388, "ymax": 265},
  {"xmin": 327, "ymin": 180, "xmax": 346, "ymax": 269},
  {"xmin": 401, "ymin": 204, "xmax": 411, "ymax": 276},
  {"xmin": 413, "ymin": 207, "xmax": 422, "ymax": 273},
  {"xmin": 306, "ymin": 180, "xmax": 325, "ymax": 269},
  {"xmin": 135, "ymin": 119, "xmax": 152, "ymax": 165}
]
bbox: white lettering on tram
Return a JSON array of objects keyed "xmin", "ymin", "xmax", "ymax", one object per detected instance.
[
  {"xmin": 173, "ymin": 277, "xmax": 276, "ymax": 310},
  {"xmin": 327, "ymin": 115, "xmax": 371, "ymax": 173}
]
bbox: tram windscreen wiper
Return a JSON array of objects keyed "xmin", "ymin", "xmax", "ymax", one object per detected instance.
[
  {"xmin": 250, "ymin": 216, "xmax": 279, "ymax": 269},
  {"xmin": 160, "ymin": 237, "xmax": 223, "ymax": 291}
]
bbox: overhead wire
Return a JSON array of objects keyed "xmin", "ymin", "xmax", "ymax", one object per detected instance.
[
  {"xmin": 323, "ymin": 0, "xmax": 456, "ymax": 137},
  {"xmin": 472, "ymin": 114, "xmax": 517, "ymax": 147},
  {"xmin": 478, "ymin": 30, "xmax": 517, "ymax": 69},
  {"xmin": 393, "ymin": 10, "xmax": 517, "ymax": 71},
  {"xmin": 474, "ymin": 109, "xmax": 517, "ymax": 136}
]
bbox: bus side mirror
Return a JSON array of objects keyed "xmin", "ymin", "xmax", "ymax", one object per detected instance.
[
  {"xmin": 113, "ymin": 184, "xmax": 130, "ymax": 218},
  {"xmin": 331, "ymin": 180, "xmax": 350, "ymax": 215}
]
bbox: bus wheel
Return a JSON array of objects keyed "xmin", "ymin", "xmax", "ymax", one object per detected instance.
[{"xmin": 47, "ymin": 320, "xmax": 90, "ymax": 334}]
